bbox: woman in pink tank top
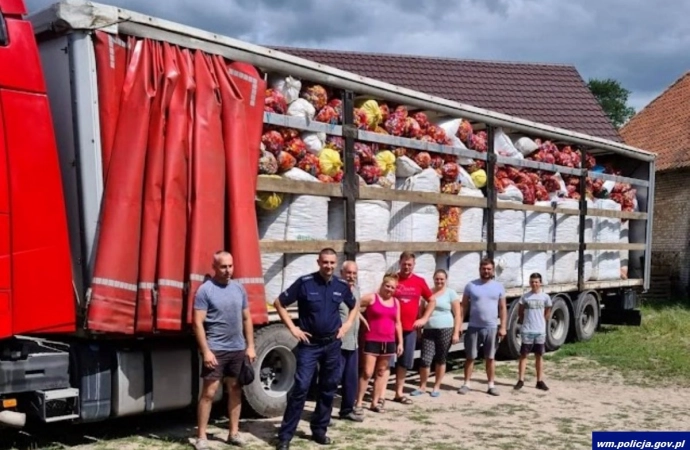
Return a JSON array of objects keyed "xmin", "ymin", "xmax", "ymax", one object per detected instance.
[{"xmin": 355, "ymin": 273, "xmax": 403, "ymax": 414}]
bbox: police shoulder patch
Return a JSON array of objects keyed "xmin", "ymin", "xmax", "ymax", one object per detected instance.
[
  {"xmin": 334, "ymin": 277, "xmax": 348, "ymax": 286},
  {"xmin": 300, "ymin": 275, "xmax": 314, "ymax": 282}
]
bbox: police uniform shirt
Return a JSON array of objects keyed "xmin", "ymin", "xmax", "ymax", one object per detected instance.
[{"xmin": 279, "ymin": 272, "xmax": 356, "ymax": 338}]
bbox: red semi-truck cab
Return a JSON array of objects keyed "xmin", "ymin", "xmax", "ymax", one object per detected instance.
[{"xmin": 0, "ymin": 0, "xmax": 78, "ymax": 427}]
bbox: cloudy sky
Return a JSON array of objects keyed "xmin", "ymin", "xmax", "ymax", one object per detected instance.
[{"xmin": 25, "ymin": 0, "xmax": 690, "ymax": 112}]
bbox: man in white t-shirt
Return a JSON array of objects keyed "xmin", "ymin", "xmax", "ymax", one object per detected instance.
[{"xmin": 514, "ymin": 272, "xmax": 552, "ymax": 391}]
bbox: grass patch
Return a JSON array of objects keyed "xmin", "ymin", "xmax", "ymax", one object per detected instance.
[{"xmin": 545, "ymin": 301, "xmax": 690, "ymax": 385}]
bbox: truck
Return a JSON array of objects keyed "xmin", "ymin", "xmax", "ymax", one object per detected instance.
[{"xmin": 0, "ymin": 0, "xmax": 654, "ymax": 429}]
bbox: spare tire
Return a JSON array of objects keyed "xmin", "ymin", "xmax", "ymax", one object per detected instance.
[
  {"xmin": 243, "ymin": 324, "xmax": 298, "ymax": 418},
  {"xmin": 545, "ymin": 296, "xmax": 570, "ymax": 352}
]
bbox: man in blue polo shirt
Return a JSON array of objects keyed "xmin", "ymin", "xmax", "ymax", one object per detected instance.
[{"xmin": 273, "ymin": 248, "xmax": 358, "ymax": 450}]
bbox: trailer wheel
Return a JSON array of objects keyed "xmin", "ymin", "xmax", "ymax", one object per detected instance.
[
  {"xmin": 243, "ymin": 324, "xmax": 298, "ymax": 418},
  {"xmin": 497, "ymin": 299, "xmax": 522, "ymax": 360},
  {"xmin": 573, "ymin": 292, "xmax": 600, "ymax": 342},
  {"xmin": 545, "ymin": 296, "xmax": 570, "ymax": 352}
]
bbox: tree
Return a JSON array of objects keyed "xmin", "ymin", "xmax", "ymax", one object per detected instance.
[{"xmin": 587, "ymin": 78, "xmax": 636, "ymax": 129}]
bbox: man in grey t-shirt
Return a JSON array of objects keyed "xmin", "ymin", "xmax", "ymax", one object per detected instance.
[
  {"xmin": 457, "ymin": 258, "xmax": 507, "ymax": 396},
  {"xmin": 515, "ymin": 272, "xmax": 552, "ymax": 392},
  {"xmin": 337, "ymin": 260, "xmax": 364, "ymax": 422},
  {"xmin": 193, "ymin": 251, "xmax": 256, "ymax": 448}
]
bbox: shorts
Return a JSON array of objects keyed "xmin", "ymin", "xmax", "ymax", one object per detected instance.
[
  {"xmin": 389, "ymin": 330, "xmax": 416, "ymax": 370},
  {"xmin": 363, "ymin": 340, "xmax": 396, "ymax": 356},
  {"xmin": 420, "ymin": 327, "xmax": 454, "ymax": 367},
  {"xmin": 520, "ymin": 332, "xmax": 546, "ymax": 356},
  {"xmin": 200, "ymin": 350, "xmax": 245, "ymax": 380},
  {"xmin": 464, "ymin": 326, "xmax": 498, "ymax": 360}
]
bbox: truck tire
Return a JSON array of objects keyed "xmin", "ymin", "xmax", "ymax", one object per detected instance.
[
  {"xmin": 545, "ymin": 295, "xmax": 570, "ymax": 352},
  {"xmin": 243, "ymin": 324, "xmax": 298, "ymax": 418},
  {"xmin": 573, "ymin": 292, "xmax": 600, "ymax": 342},
  {"xmin": 497, "ymin": 299, "xmax": 522, "ymax": 360}
]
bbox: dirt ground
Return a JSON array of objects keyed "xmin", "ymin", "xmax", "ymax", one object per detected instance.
[{"xmin": 18, "ymin": 357, "xmax": 690, "ymax": 450}]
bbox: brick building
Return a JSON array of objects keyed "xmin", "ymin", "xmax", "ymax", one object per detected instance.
[{"xmin": 620, "ymin": 72, "xmax": 690, "ymax": 297}]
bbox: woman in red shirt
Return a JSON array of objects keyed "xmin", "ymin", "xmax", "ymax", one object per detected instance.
[{"xmin": 354, "ymin": 273, "xmax": 403, "ymax": 413}]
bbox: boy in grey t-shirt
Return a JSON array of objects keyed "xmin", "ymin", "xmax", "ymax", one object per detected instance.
[{"xmin": 515, "ymin": 272, "xmax": 552, "ymax": 391}]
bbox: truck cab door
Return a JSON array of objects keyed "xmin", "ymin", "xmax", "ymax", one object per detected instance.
[{"xmin": 0, "ymin": 0, "xmax": 75, "ymax": 337}]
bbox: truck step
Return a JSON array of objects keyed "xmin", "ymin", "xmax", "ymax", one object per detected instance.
[{"xmin": 32, "ymin": 388, "xmax": 80, "ymax": 423}]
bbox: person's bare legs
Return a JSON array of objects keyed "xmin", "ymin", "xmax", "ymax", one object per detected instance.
[
  {"xmin": 394, "ymin": 365, "xmax": 407, "ymax": 399},
  {"xmin": 417, "ymin": 366, "xmax": 430, "ymax": 393},
  {"xmin": 197, "ymin": 379, "xmax": 221, "ymax": 444},
  {"xmin": 226, "ymin": 377, "xmax": 242, "ymax": 439},
  {"xmin": 518, "ymin": 354, "xmax": 528, "ymax": 382},
  {"xmin": 535, "ymin": 354, "xmax": 544, "ymax": 382},
  {"xmin": 432, "ymin": 363, "xmax": 446, "ymax": 392},
  {"xmin": 372, "ymin": 357, "xmax": 389, "ymax": 408},
  {"xmin": 486, "ymin": 358, "xmax": 495, "ymax": 382},
  {"xmin": 356, "ymin": 354, "xmax": 376, "ymax": 408},
  {"xmin": 464, "ymin": 359, "xmax": 474, "ymax": 384}
]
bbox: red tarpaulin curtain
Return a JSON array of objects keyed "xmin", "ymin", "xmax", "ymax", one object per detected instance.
[{"xmin": 87, "ymin": 31, "xmax": 268, "ymax": 334}]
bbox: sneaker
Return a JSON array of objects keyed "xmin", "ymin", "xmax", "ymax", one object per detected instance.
[
  {"xmin": 227, "ymin": 433, "xmax": 245, "ymax": 447},
  {"xmin": 536, "ymin": 381, "xmax": 549, "ymax": 391},
  {"xmin": 487, "ymin": 387, "xmax": 500, "ymax": 396},
  {"xmin": 514, "ymin": 380, "xmax": 524, "ymax": 390},
  {"xmin": 457, "ymin": 385, "xmax": 470, "ymax": 395},
  {"xmin": 194, "ymin": 439, "xmax": 210, "ymax": 450},
  {"xmin": 339, "ymin": 412, "xmax": 364, "ymax": 422}
]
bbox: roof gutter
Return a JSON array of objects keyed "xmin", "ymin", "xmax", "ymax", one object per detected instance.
[{"xmin": 30, "ymin": 0, "xmax": 656, "ymax": 163}]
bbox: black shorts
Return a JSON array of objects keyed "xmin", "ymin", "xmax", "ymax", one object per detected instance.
[
  {"xmin": 520, "ymin": 333, "xmax": 546, "ymax": 356},
  {"xmin": 363, "ymin": 341, "xmax": 396, "ymax": 356},
  {"xmin": 200, "ymin": 350, "xmax": 245, "ymax": 380}
]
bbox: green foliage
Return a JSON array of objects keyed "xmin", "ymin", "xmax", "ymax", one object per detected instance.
[
  {"xmin": 546, "ymin": 300, "xmax": 690, "ymax": 384},
  {"xmin": 587, "ymin": 78, "xmax": 637, "ymax": 129}
]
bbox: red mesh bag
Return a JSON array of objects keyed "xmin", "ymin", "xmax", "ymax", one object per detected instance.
[
  {"xmin": 258, "ymin": 150, "xmax": 278, "ymax": 175},
  {"xmin": 315, "ymin": 105, "xmax": 339, "ymax": 124},
  {"xmin": 354, "ymin": 108, "xmax": 369, "ymax": 130},
  {"xmin": 355, "ymin": 142, "xmax": 376, "ymax": 165},
  {"xmin": 413, "ymin": 112, "xmax": 430, "ymax": 131},
  {"xmin": 298, "ymin": 153, "xmax": 321, "ymax": 177},
  {"xmin": 301, "ymin": 84, "xmax": 328, "ymax": 110},
  {"xmin": 277, "ymin": 151, "xmax": 296, "ymax": 173},
  {"xmin": 404, "ymin": 117, "xmax": 422, "ymax": 138},
  {"xmin": 414, "ymin": 151, "xmax": 432, "ymax": 169},
  {"xmin": 441, "ymin": 162, "xmax": 460, "ymax": 183},
  {"xmin": 264, "ymin": 88, "xmax": 287, "ymax": 114},
  {"xmin": 261, "ymin": 130, "xmax": 285, "ymax": 156},
  {"xmin": 359, "ymin": 163, "xmax": 381, "ymax": 185},
  {"xmin": 285, "ymin": 137, "xmax": 307, "ymax": 160},
  {"xmin": 280, "ymin": 128, "xmax": 300, "ymax": 141},
  {"xmin": 429, "ymin": 154, "xmax": 445, "ymax": 170}
]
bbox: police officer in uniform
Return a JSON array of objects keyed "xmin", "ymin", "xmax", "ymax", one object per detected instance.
[{"xmin": 273, "ymin": 248, "xmax": 358, "ymax": 449}]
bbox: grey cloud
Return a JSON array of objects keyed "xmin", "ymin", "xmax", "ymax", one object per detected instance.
[{"xmin": 25, "ymin": 0, "xmax": 690, "ymax": 112}]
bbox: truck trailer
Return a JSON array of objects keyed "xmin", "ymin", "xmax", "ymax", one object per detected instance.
[{"xmin": 0, "ymin": 0, "xmax": 654, "ymax": 428}]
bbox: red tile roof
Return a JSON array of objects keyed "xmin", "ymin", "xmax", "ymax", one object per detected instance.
[
  {"xmin": 272, "ymin": 47, "xmax": 622, "ymax": 142},
  {"xmin": 620, "ymin": 72, "xmax": 690, "ymax": 172}
]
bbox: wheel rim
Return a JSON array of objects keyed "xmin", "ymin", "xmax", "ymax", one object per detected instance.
[
  {"xmin": 550, "ymin": 306, "xmax": 566, "ymax": 341},
  {"xmin": 580, "ymin": 300, "xmax": 597, "ymax": 336},
  {"xmin": 259, "ymin": 346, "xmax": 296, "ymax": 398}
]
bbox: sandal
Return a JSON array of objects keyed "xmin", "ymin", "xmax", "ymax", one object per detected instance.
[
  {"xmin": 410, "ymin": 389, "xmax": 425, "ymax": 397},
  {"xmin": 393, "ymin": 396, "xmax": 413, "ymax": 405},
  {"xmin": 369, "ymin": 403, "xmax": 385, "ymax": 413}
]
